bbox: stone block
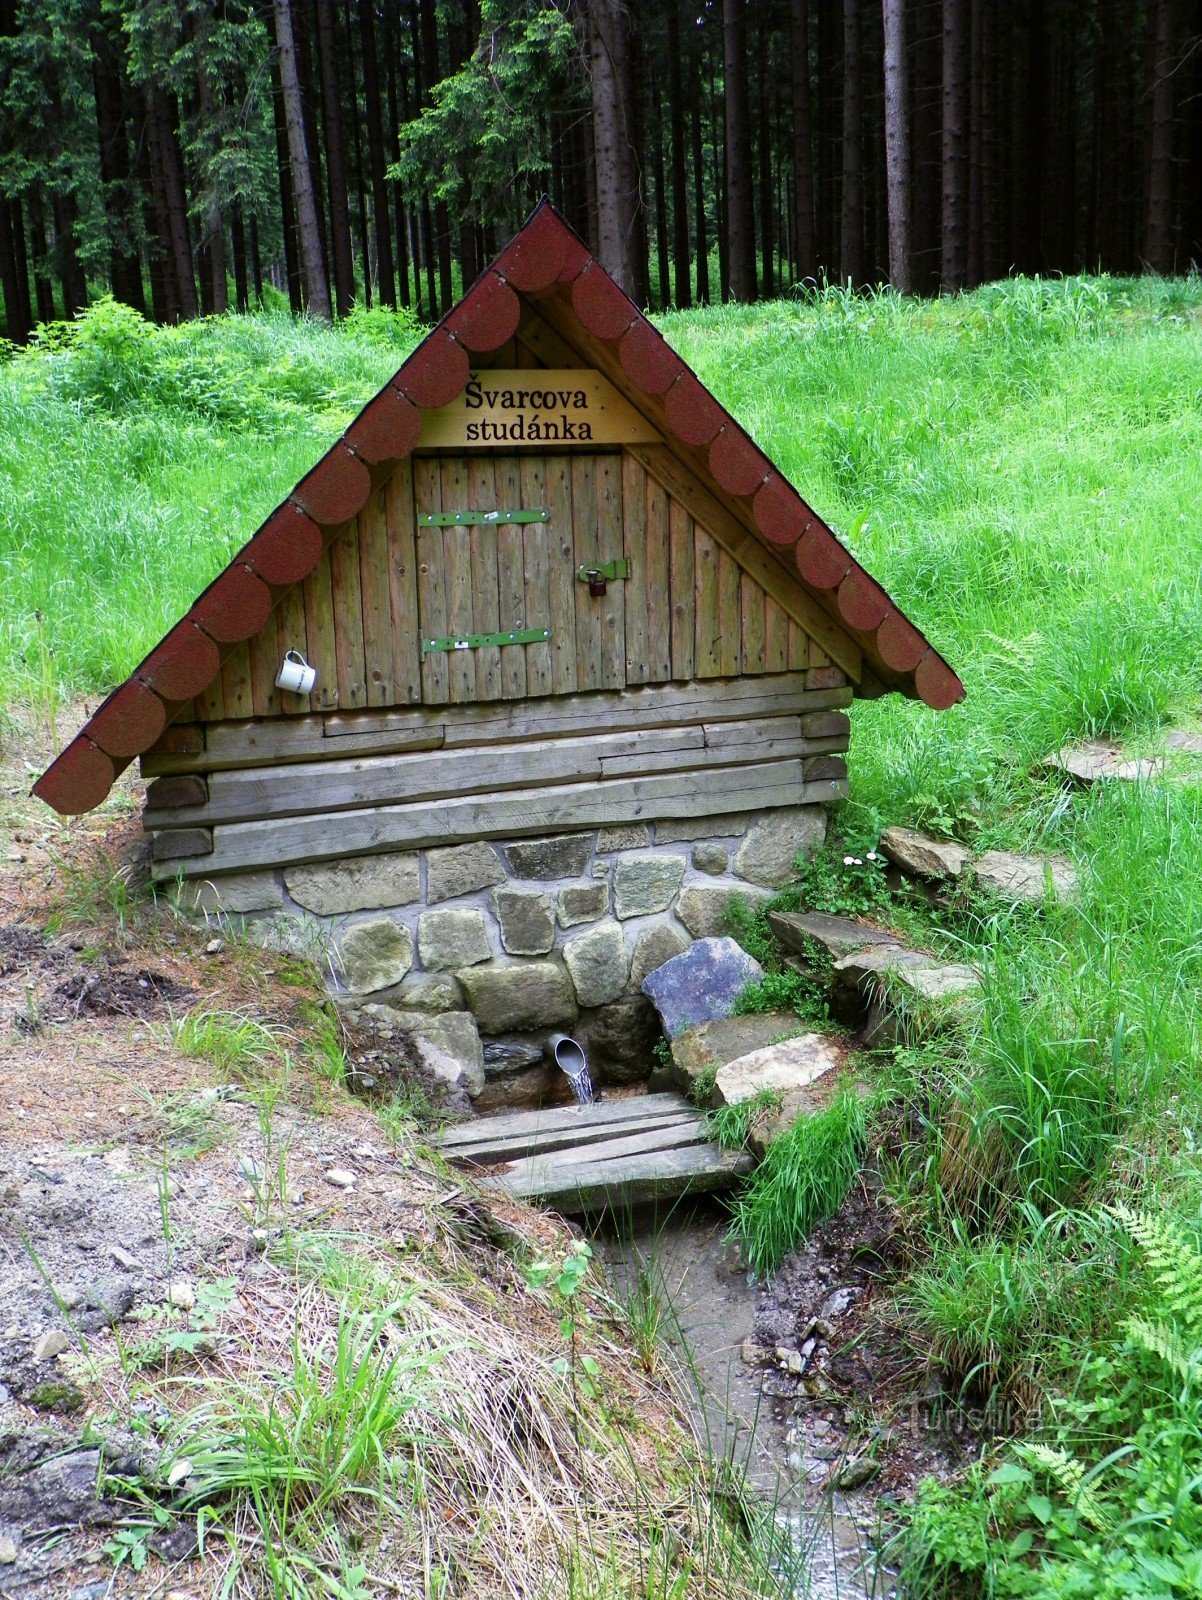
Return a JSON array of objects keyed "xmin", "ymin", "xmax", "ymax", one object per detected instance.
[
  {"xmin": 575, "ymin": 994, "xmax": 661, "ymax": 1085},
  {"xmin": 733, "ymin": 806, "xmax": 827, "ymax": 888},
  {"xmin": 337, "ymin": 918, "xmax": 414, "ymax": 995},
  {"xmin": 494, "ymin": 888, "xmax": 556, "ymax": 955},
  {"xmin": 353, "ymin": 1003, "xmax": 484, "ymax": 1096},
  {"xmin": 502, "ymin": 832, "xmax": 595, "ymax": 879},
  {"xmin": 482, "ymin": 1037, "xmax": 546, "ymax": 1076},
  {"xmin": 655, "ymin": 813, "xmax": 750, "ymax": 843},
  {"xmin": 714, "ymin": 1032, "xmax": 842, "ymax": 1107},
  {"xmin": 768, "ymin": 910, "xmax": 897, "ymax": 962},
  {"xmin": 878, "ymin": 827, "xmax": 970, "ymax": 882},
  {"xmin": 692, "ymin": 843, "xmax": 729, "ymax": 876},
  {"xmin": 418, "ymin": 909, "xmax": 493, "ymax": 972},
  {"xmin": 245, "ymin": 913, "xmax": 330, "ymax": 963},
  {"xmin": 187, "ymin": 871, "xmax": 282, "ymax": 915},
  {"xmin": 628, "ymin": 921, "xmax": 690, "ymax": 991},
  {"xmin": 596, "ymin": 822, "xmax": 651, "ymax": 852},
  {"xmin": 376, "ymin": 973, "xmax": 463, "ymax": 1014},
  {"xmin": 677, "ymin": 883, "xmax": 771, "ymax": 940},
  {"xmin": 426, "ymin": 841, "xmax": 505, "ymax": 904},
  {"xmin": 972, "ymin": 850, "xmax": 1079, "ymax": 904},
  {"xmin": 558, "ymin": 882, "xmax": 609, "ymax": 927},
  {"xmin": 285, "ymin": 852, "xmax": 419, "ymax": 915},
  {"xmin": 563, "ymin": 921, "xmax": 629, "ymax": 1007},
  {"xmin": 669, "ymin": 1012, "xmax": 804, "ymax": 1095},
  {"xmin": 614, "ymin": 853, "xmax": 686, "ymax": 919},
  {"xmin": 457, "ymin": 960, "xmax": 578, "ymax": 1033},
  {"xmin": 642, "ymin": 936, "xmax": 764, "ymax": 1039}
]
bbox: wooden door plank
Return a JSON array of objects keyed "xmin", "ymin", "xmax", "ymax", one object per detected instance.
[
  {"xmin": 248, "ymin": 628, "xmax": 280, "ymax": 717},
  {"xmin": 595, "ymin": 452, "xmax": 625, "ymax": 689},
  {"xmin": 669, "ymin": 500, "xmax": 695, "ymax": 680},
  {"xmin": 413, "ymin": 458, "xmax": 449, "ymax": 705},
  {"xmin": 359, "ymin": 486, "xmax": 394, "ymax": 706},
  {"xmin": 520, "ymin": 455, "xmax": 554, "ymax": 697},
  {"xmin": 545, "ymin": 454, "xmax": 578, "ymax": 696},
  {"xmin": 495, "ymin": 455, "xmax": 528, "ymax": 699},
  {"xmin": 764, "ymin": 595, "xmax": 790, "ymax": 673},
  {"xmin": 330, "ymin": 518, "xmax": 368, "ymax": 710},
  {"xmin": 571, "ymin": 455, "xmax": 601, "ymax": 691},
  {"xmin": 741, "ymin": 571, "xmax": 766, "ymax": 675},
  {"xmin": 646, "ymin": 474, "xmax": 672, "ymax": 682},
  {"xmin": 694, "ymin": 525, "xmax": 721, "ymax": 677},
  {"xmin": 788, "ymin": 619, "xmax": 809, "ymax": 670},
  {"xmin": 621, "ymin": 451, "xmax": 650, "ymax": 684},
  {"xmin": 385, "ymin": 460, "xmax": 422, "ymax": 705},
  {"xmin": 718, "ymin": 546, "xmax": 741, "ymax": 677},
  {"xmin": 466, "ymin": 457, "xmax": 503, "ymax": 701},
  {"xmin": 303, "ymin": 541, "xmax": 339, "ymax": 712},
  {"xmin": 274, "ymin": 581, "xmax": 310, "ymax": 716},
  {"xmin": 439, "ymin": 457, "xmax": 476, "ymax": 704}
]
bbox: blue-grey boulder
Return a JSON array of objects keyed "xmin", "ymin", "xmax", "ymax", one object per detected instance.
[{"xmin": 641, "ymin": 936, "xmax": 764, "ymax": 1039}]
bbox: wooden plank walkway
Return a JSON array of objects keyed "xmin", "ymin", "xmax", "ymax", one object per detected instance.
[{"xmin": 435, "ymin": 1092, "xmax": 753, "ymax": 1212}]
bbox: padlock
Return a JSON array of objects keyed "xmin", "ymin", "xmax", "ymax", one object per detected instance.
[{"xmin": 587, "ymin": 567, "xmax": 607, "ymax": 598}]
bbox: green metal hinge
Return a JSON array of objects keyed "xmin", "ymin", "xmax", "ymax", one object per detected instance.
[
  {"xmin": 423, "ymin": 627, "xmax": 552, "ymax": 653},
  {"xmin": 574, "ymin": 557, "xmax": 631, "ymax": 583},
  {"xmin": 418, "ymin": 509, "xmax": 549, "ymax": 526}
]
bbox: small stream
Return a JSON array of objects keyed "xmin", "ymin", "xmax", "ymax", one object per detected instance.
[{"xmin": 594, "ymin": 1203, "xmax": 885, "ymax": 1599}]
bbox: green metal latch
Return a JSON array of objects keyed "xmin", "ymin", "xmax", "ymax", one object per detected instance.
[
  {"xmin": 574, "ymin": 558, "xmax": 630, "ymax": 583},
  {"xmin": 423, "ymin": 627, "xmax": 551, "ymax": 653},
  {"xmin": 418, "ymin": 509, "xmax": 549, "ymax": 526}
]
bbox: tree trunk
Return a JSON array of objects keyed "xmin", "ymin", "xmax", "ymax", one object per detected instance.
[
  {"xmin": 150, "ymin": 92, "xmax": 198, "ymax": 319},
  {"xmin": 269, "ymin": 45, "xmax": 304, "ymax": 313},
  {"xmin": 359, "ymin": 0, "xmax": 396, "ymax": 306},
  {"xmin": 190, "ymin": 22, "xmax": 228, "ymax": 315},
  {"xmin": 840, "ymin": 0, "xmax": 865, "ymax": 285},
  {"xmin": 790, "ymin": 0, "xmax": 817, "ymax": 283},
  {"xmin": 249, "ymin": 212, "xmax": 264, "ymax": 305},
  {"xmin": 588, "ymin": 0, "xmax": 642, "ymax": 296},
  {"xmin": 140, "ymin": 91, "xmax": 178, "ymax": 322},
  {"xmin": 385, "ymin": 14, "xmax": 412, "ymax": 307},
  {"xmin": 313, "ymin": 0, "xmax": 354, "ymax": 314},
  {"xmin": 273, "ymin": 0, "xmax": 332, "ymax": 319},
  {"xmin": 231, "ymin": 198, "xmax": 249, "ymax": 311},
  {"xmin": 757, "ymin": 53, "xmax": 775, "ymax": 296},
  {"xmin": 691, "ymin": 39, "xmax": 709, "ymax": 301},
  {"xmin": 966, "ymin": 0, "xmax": 983, "ymax": 284},
  {"xmin": 27, "ymin": 188, "xmax": 55, "ymax": 324},
  {"xmin": 90, "ymin": 19, "xmax": 146, "ymax": 311},
  {"xmin": 940, "ymin": 0, "xmax": 969, "ymax": 290},
  {"xmin": 882, "ymin": 0, "xmax": 911, "ymax": 290},
  {"xmin": 723, "ymin": 0, "xmax": 755, "ymax": 299},
  {"xmin": 343, "ymin": 0, "xmax": 372, "ymax": 307},
  {"xmin": 1143, "ymin": 0, "xmax": 1177, "ymax": 273},
  {"xmin": 667, "ymin": 0, "xmax": 691, "ymax": 307},
  {"xmin": 0, "ymin": 202, "xmax": 28, "ymax": 343},
  {"xmin": 52, "ymin": 192, "xmax": 88, "ymax": 319}
]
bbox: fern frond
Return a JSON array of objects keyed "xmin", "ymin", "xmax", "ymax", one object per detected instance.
[
  {"xmin": 1110, "ymin": 1205, "xmax": 1202, "ymax": 1337},
  {"xmin": 1123, "ymin": 1315, "xmax": 1200, "ymax": 1385},
  {"xmin": 1016, "ymin": 1442, "xmax": 1110, "ymax": 1531}
]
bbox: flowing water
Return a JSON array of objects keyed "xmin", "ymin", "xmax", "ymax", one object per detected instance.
[{"xmin": 594, "ymin": 1202, "xmax": 886, "ymax": 1599}]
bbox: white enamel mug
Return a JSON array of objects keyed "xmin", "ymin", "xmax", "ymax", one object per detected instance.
[{"xmin": 275, "ymin": 650, "xmax": 317, "ymax": 695}]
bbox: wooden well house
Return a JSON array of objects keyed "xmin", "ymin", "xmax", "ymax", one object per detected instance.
[{"xmin": 36, "ymin": 202, "xmax": 962, "ymax": 1094}]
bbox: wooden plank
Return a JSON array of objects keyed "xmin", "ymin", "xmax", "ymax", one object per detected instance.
[
  {"xmin": 669, "ymin": 500, "xmax": 695, "ymax": 680},
  {"xmin": 441, "ymin": 1109, "xmax": 702, "ymax": 1166},
  {"xmin": 439, "ymin": 456, "xmax": 476, "ymax": 703},
  {"xmin": 764, "ymin": 595, "xmax": 790, "ymax": 673},
  {"xmin": 302, "ymin": 540, "xmax": 339, "ymax": 712},
  {"xmin": 148, "ymin": 722, "xmax": 743, "ymax": 828},
  {"xmin": 645, "ymin": 474, "xmax": 672, "ymax": 682},
  {"xmin": 482, "ymin": 1142, "xmax": 754, "ymax": 1211},
  {"xmin": 220, "ymin": 642, "xmax": 254, "ymax": 720},
  {"xmin": 627, "ymin": 441, "xmax": 862, "ymax": 682},
  {"xmin": 741, "ymin": 572, "xmax": 766, "ymax": 675},
  {"xmin": 718, "ymin": 546, "xmax": 741, "ymax": 677},
  {"xmin": 385, "ymin": 461, "xmax": 422, "ymax": 706},
  {"xmin": 143, "ymin": 674, "xmax": 853, "ymax": 773},
  {"xmin": 595, "ymin": 452, "xmax": 625, "ymax": 690},
  {"xmin": 359, "ymin": 485, "xmax": 394, "ymax": 706},
  {"xmin": 520, "ymin": 455, "xmax": 554, "ymax": 697},
  {"xmin": 571, "ymin": 455, "xmax": 601, "ymax": 691},
  {"xmin": 192, "ymin": 662, "xmax": 225, "ymax": 723},
  {"xmin": 695, "ymin": 525, "xmax": 721, "ymax": 677},
  {"xmin": 413, "ymin": 458, "xmax": 449, "ymax": 705},
  {"xmin": 545, "ymin": 454, "xmax": 578, "ymax": 695},
  {"xmin": 161, "ymin": 762, "xmax": 835, "ymax": 876},
  {"xmin": 495, "ymin": 455, "xmax": 528, "ymax": 699},
  {"xmin": 489, "ymin": 1121, "xmax": 712, "ymax": 1191},
  {"xmin": 467, "ymin": 457, "xmax": 503, "ymax": 701},
  {"xmin": 416, "ymin": 368, "xmax": 659, "ymax": 448},
  {"xmin": 437, "ymin": 1092, "xmax": 693, "ymax": 1149},
  {"xmin": 788, "ymin": 619, "xmax": 808, "ymax": 670},
  {"xmin": 330, "ymin": 518, "xmax": 367, "ymax": 710},
  {"xmin": 248, "ymin": 627, "xmax": 281, "ymax": 717},
  {"xmin": 273, "ymin": 582, "xmax": 310, "ymax": 717},
  {"xmin": 621, "ymin": 451, "xmax": 649, "ymax": 684}
]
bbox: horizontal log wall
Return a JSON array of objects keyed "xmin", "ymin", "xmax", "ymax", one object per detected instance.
[{"xmin": 143, "ymin": 673, "xmax": 851, "ymax": 879}]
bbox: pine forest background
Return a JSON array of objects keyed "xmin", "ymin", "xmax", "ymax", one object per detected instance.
[{"xmin": 1, "ymin": 0, "xmax": 1201, "ymax": 343}]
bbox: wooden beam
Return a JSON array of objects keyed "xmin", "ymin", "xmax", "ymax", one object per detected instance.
[{"xmin": 480, "ymin": 1141, "xmax": 753, "ymax": 1210}]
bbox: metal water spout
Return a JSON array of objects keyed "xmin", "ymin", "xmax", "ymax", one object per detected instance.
[{"xmin": 548, "ymin": 1033, "xmax": 594, "ymax": 1104}]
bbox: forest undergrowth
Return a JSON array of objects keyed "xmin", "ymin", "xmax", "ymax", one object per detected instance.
[{"xmin": 5, "ymin": 274, "xmax": 1202, "ymax": 1594}]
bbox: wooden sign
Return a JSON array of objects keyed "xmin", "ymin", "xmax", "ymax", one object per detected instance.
[{"xmin": 418, "ymin": 368, "xmax": 659, "ymax": 448}]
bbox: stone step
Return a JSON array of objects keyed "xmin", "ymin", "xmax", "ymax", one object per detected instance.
[{"xmin": 767, "ymin": 909, "xmax": 897, "ymax": 962}]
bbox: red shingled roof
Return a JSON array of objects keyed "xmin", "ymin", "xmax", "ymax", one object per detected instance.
[{"xmin": 34, "ymin": 199, "xmax": 963, "ymax": 817}]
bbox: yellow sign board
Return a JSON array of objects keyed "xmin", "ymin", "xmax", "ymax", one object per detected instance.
[{"xmin": 417, "ymin": 368, "xmax": 659, "ymax": 449}]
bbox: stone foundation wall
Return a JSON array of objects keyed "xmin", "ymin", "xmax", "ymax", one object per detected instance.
[{"xmin": 188, "ymin": 804, "xmax": 827, "ymax": 1107}]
